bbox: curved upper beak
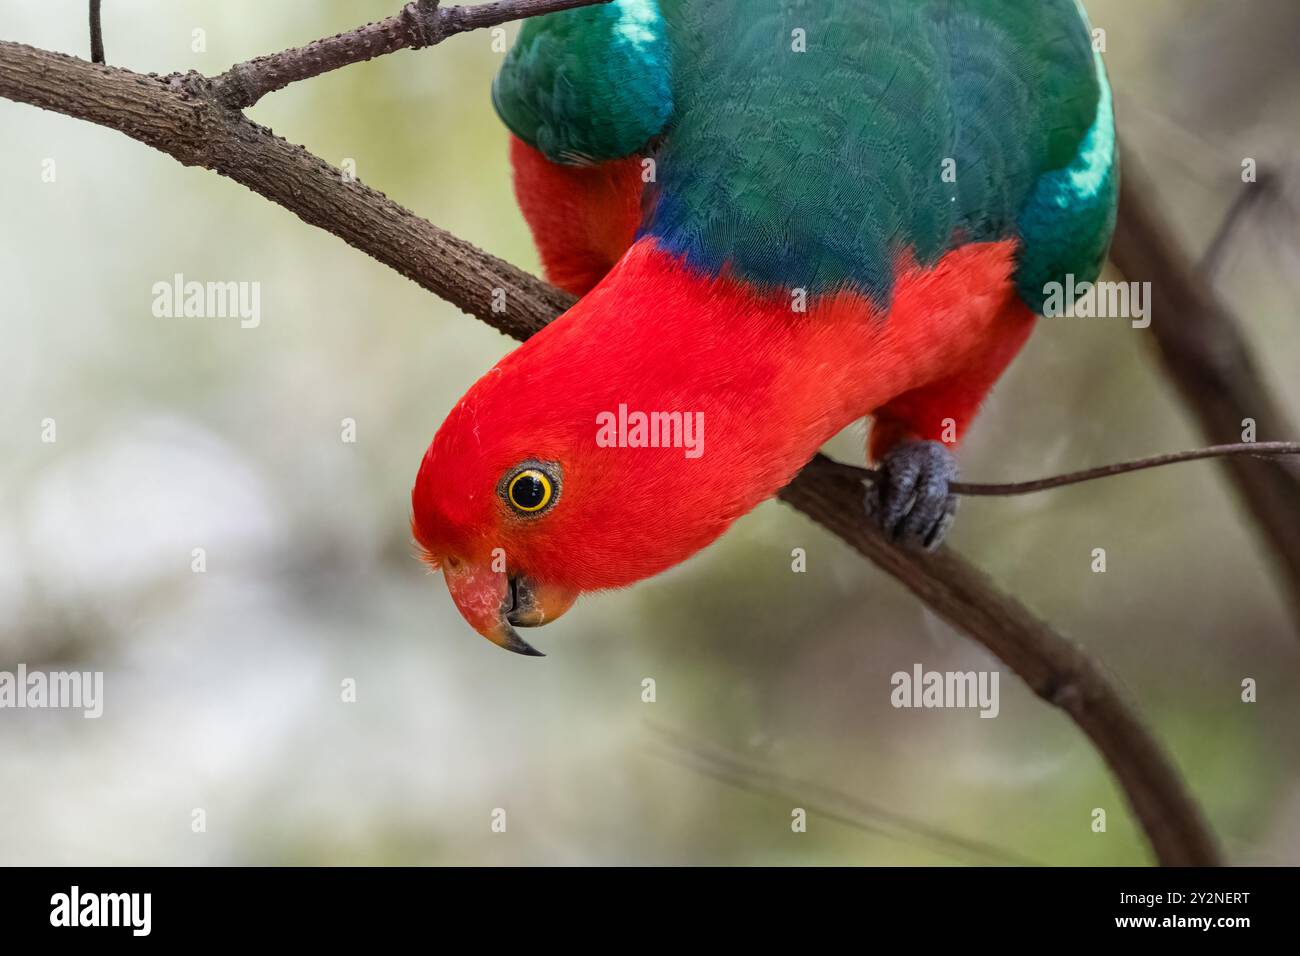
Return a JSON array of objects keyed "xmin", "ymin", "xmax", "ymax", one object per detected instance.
[{"xmin": 441, "ymin": 558, "xmax": 577, "ymax": 657}]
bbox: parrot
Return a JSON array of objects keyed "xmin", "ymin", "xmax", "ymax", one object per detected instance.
[{"xmin": 411, "ymin": 0, "xmax": 1118, "ymax": 655}]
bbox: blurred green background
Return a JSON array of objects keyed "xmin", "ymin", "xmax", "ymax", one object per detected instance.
[{"xmin": 1, "ymin": 0, "xmax": 1297, "ymax": 865}]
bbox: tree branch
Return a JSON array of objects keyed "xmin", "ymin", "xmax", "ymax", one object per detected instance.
[
  {"xmin": 88, "ymin": 0, "xmax": 104, "ymax": 64},
  {"xmin": 211, "ymin": 0, "xmax": 612, "ymax": 110},
  {"xmin": 776, "ymin": 457, "xmax": 1218, "ymax": 866},
  {"xmin": 1110, "ymin": 151, "xmax": 1300, "ymax": 632},
  {"xmin": 1200, "ymin": 170, "xmax": 1277, "ymax": 282},
  {"xmin": 647, "ymin": 722, "xmax": 1045, "ymax": 866},
  {"xmin": 858, "ymin": 441, "xmax": 1300, "ymax": 497},
  {"xmin": 0, "ymin": 39, "xmax": 1220, "ymax": 866}
]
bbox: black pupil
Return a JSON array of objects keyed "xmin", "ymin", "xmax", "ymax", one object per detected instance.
[{"xmin": 513, "ymin": 474, "xmax": 546, "ymax": 508}]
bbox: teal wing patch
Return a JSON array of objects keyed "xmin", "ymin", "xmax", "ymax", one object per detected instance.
[
  {"xmin": 492, "ymin": 0, "xmax": 673, "ymax": 165},
  {"xmin": 1014, "ymin": 49, "xmax": 1119, "ymax": 312}
]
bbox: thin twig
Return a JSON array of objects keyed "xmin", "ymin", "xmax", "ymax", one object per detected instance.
[
  {"xmin": 1111, "ymin": 149, "xmax": 1300, "ymax": 632},
  {"xmin": 647, "ymin": 722, "xmax": 1045, "ymax": 866},
  {"xmin": 211, "ymin": 0, "xmax": 612, "ymax": 110},
  {"xmin": 853, "ymin": 441, "xmax": 1300, "ymax": 497},
  {"xmin": 88, "ymin": 0, "xmax": 104, "ymax": 64},
  {"xmin": 0, "ymin": 39, "xmax": 1221, "ymax": 867},
  {"xmin": 1201, "ymin": 171, "xmax": 1276, "ymax": 281}
]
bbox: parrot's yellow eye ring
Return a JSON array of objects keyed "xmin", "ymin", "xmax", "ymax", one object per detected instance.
[{"xmin": 505, "ymin": 467, "xmax": 556, "ymax": 515}]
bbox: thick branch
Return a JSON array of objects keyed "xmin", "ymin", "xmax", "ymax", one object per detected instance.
[
  {"xmin": 211, "ymin": 0, "xmax": 612, "ymax": 110},
  {"xmin": 0, "ymin": 40, "xmax": 1220, "ymax": 866},
  {"xmin": 777, "ymin": 457, "xmax": 1217, "ymax": 866},
  {"xmin": 1110, "ymin": 152, "xmax": 1300, "ymax": 630}
]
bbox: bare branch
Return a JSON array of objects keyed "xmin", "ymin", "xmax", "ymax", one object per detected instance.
[
  {"xmin": 1110, "ymin": 150, "xmax": 1300, "ymax": 631},
  {"xmin": 646, "ymin": 722, "xmax": 1045, "ymax": 866},
  {"xmin": 88, "ymin": 0, "xmax": 104, "ymax": 64},
  {"xmin": 211, "ymin": 0, "xmax": 612, "ymax": 110},
  {"xmin": 1201, "ymin": 169, "xmax": 1277, "ymax": 281},
  {"xmin": 856, "ymin": 441, "xmax": 1300, "ymax": 498},
  {"xmin": 0, "ymin": 40, "xmax": 1221, "ymax": 866}
]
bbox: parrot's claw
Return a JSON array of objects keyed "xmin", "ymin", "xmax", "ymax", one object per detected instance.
[{"xmin": 864, "ymin": 440, "xmax": 959, "ymax": 551}]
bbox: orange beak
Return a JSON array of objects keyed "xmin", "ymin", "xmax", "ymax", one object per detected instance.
[{"xmin": 441, "ymin": 558, "xmax": 577, "ymax": 657}]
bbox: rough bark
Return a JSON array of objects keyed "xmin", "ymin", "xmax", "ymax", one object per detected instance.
[{"xmin": 211, "ymin": 0, "xmax": 612, "ymax": 110}]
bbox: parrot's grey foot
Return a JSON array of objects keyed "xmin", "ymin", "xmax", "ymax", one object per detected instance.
[{"xmin": 864, "ymin": 440, "xmax": 959, "ymax": 551}]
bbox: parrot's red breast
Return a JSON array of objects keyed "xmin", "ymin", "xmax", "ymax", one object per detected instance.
[{"xmin": 412, "ymin": 230, "xmax": 1032, "ymax": 653}]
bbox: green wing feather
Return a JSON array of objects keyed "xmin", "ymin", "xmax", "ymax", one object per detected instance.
[
  {"xmin": 492, "ymin": 0, "xmax": 673, "ymax": 164},
  {"xmin": 495, "ymin": 0, "xmax": 1118, "ymax": 310}
]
